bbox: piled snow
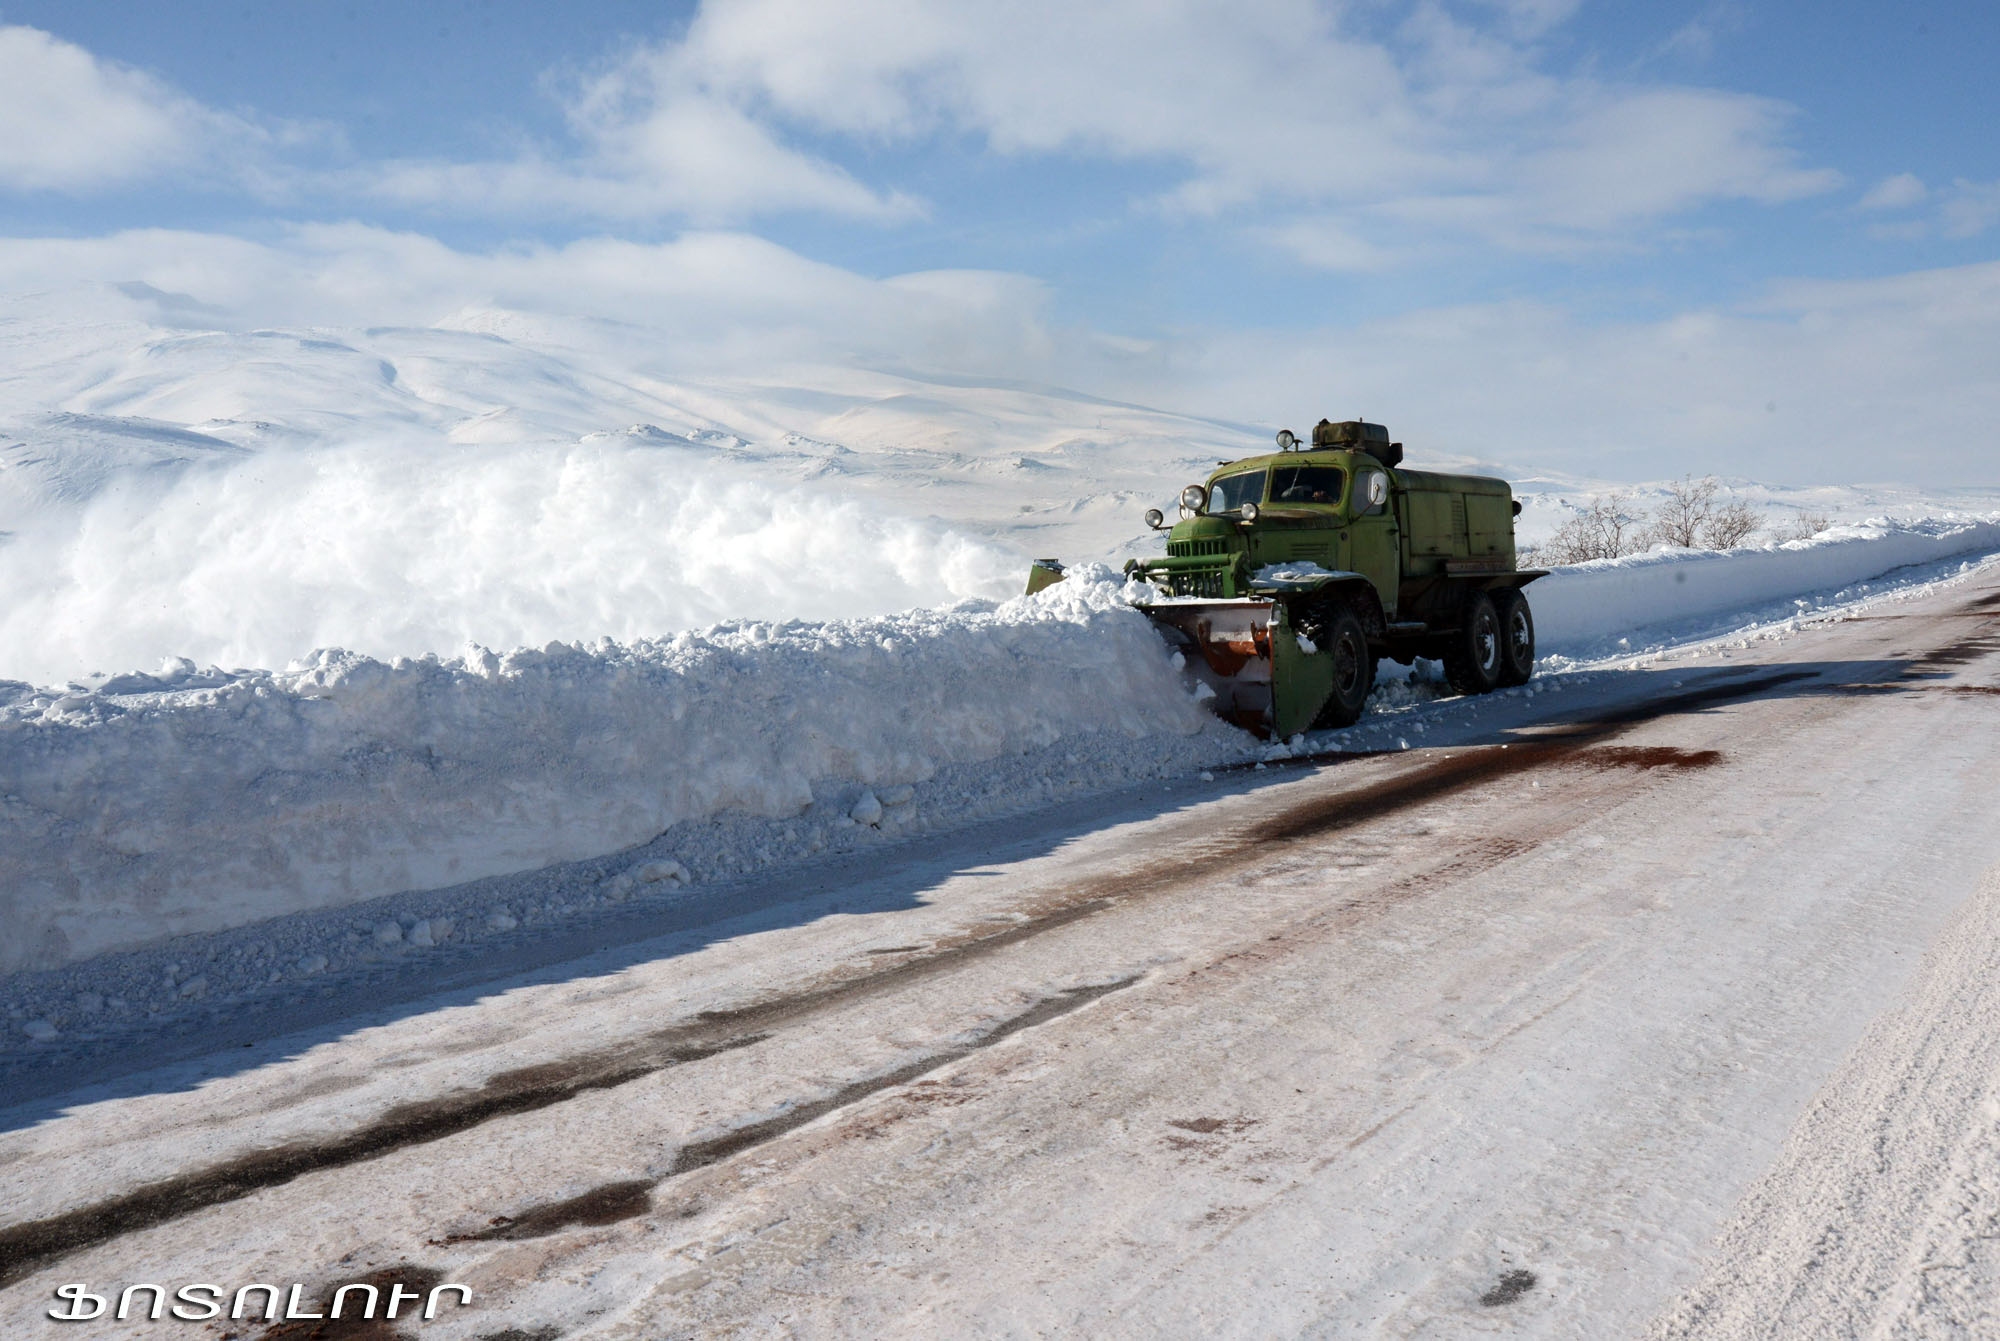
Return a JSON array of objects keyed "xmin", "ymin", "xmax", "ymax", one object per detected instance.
[
  {"xmin": 0, "ymin": 433, "xmax": 1020, "ymax": 687},
  {"xmin": 9, "ymin": 518, "xmax": 2000, "ymax": 979},
  {"xmin": 0, "ymin": 570, "xmax": 1222, "ymax": 972},
  {"xmin": 5, "ymin": 288, "xmax": 2000, "ymax": 990},
  {"xmin": 1530, "ymin": 517, "xmax": 2000, "ymax": 658}
]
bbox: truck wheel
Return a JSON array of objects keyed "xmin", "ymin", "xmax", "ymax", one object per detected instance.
[
  {"xmin": 1495, "ymin": 589, "xmax": 1535, "ymax": 687},
  {"xmin": 1443, "ymin": 592, "xmax": 1503, "ymax": 696},
  {"xmin": 1311, "ymin": 606, "xmax": 1375, "ymax": 728}
]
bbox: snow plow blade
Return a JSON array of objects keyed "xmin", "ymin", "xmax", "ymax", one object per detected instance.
[{"xmin": 1143, "ymin": 599, "xmax": 1334, "ymax": 742}]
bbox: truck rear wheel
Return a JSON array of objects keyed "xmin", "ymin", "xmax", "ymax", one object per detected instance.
[
  {"xmin": 1310, "ymin": 606, "xmax": 1375, "ymax": 729},
  {"xmin": 1495, "ymin": 588, "xmax": 1535, "ymax": 687},
  {"xmin": 1443, "ymin": 592, "xmax": 1503, "ymax": 696}
]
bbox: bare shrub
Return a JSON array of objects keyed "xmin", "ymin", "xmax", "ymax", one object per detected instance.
[
  {"xmin": 1643, "ymin": 474, "xmax": 1764, "ymax": 551},
  {"xmin": 1702, "ymin": 498, "xmax": 1762, "ymax": 549},
  {"xmin": 1532, "ymin": 491, "xmax": 1642, "ymax": 565},
  {"xmin": 1650, "ymin": 474, "xmax": 1719, "ymax": 548},
  {"xmin": 1528, "ymin": 476, "xmax": 1769, "ymax": 566},
  {"xmin": 1781, "ymin": 510, "xmax": 1833, "ymax": 542}
]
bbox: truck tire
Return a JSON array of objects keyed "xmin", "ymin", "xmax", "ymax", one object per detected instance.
[
  {"xmin": 1443, "ymin": 591, "xmax": 1503, "ymax": 696},
  {"xmin": 1310, "ymin": 605, "xmax": 1375, "ymax": 728},
  {"xmin": 1495, "ymin": 588, "xmax": 1535, "ymax": 687}
]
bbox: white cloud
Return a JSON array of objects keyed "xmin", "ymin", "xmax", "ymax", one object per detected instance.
[
  {"xmin": 1162, "ymin": 259, "xmax": 2000, "ymax": 484},
  {"xmin": 1467, "ymin": 0, "xmax": 1587, "ymax": 40},
  {"xmin": 1250, "ymin": 217, "xmax": 1400, "ymax": 273},
  {"xmin": 0, "ymin": 25, "xmax": 261, "ymax": 192},
  {"xmin": 365, "ymin": 57, "xmax": 921, "ymax": 223},
  {"xmin": 1648, "ymin": 2, "xmax": 1746, "ymax": 65},
  {"xmin": 1940, "ymin": 178, "xmax": 2000, "ymax": 239},
  {"xmin": 0, "ymin": 8, "xmax": 1840, "ymax": 242},
  {"xmin": 1857, "ymin": 176, "xmax": 2000, "ymax": 241},
  {"xmin": 1858, "ymin": 172, "xmax": 1927, "ymax": 211},
  {"xmin": 590, "ymin": 0, "xmax": 1839, "ymax": 259}
]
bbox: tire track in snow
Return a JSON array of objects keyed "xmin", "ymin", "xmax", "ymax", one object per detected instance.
[
  {"xmin": 1643, "ymin": 864, "xmax": 2000, "ymax": 1339},
  {"xmin": 0, "ymin": 665, "xmax": 1878, "ymax": 1286},
  {"xmin": 446, "ymin": 976, "xmax": 1142, "ymax": 1248}
]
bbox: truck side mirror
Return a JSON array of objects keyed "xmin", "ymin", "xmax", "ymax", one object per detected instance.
[{"xmin": 1361, "ymin": 472, "xmax": 1389, "ymax": 514}]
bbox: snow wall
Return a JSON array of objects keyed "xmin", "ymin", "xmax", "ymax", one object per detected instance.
[
  {"xmin": 0, "ymin": 574, "xmax": 1214, "ymax": 973},
  {"xmin": 5, "ymin": 518, "xmax": 1998, "ymax": 975},
  {"xmin": 1531, "ymin": 517, "xmax": 2000, "ymax": 656},
  {"xmin": 0, "ymin": 436, "xmax": 1022, "ymax": 688}
]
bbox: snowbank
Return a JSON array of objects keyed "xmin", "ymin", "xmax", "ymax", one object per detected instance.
[
  {"xmin": 8, "ymin": 514, "xmax": 1999, "ymax": 979},
  {"xmin": 0, "ymin": 432, "xmax": 1020, "ymax": 688},
  {"xmin": 1530, "ymin": 517, "xmax": 2000, "ymax": 656},
  {"xmin": 0, "ymin": 573, "xmax": 1215, "ymax": 972}
]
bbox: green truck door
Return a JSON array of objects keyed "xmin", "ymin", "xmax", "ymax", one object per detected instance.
[{"xmin": 1349, "ymin": 468, "xmax": 1400, "ymax": 618}]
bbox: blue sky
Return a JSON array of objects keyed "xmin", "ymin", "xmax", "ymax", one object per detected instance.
[{"xmin": 0, "ymin": 1, "xmax": 1996, "ymax": 481}]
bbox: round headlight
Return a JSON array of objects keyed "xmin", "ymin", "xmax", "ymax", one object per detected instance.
[
  {"xmin": 1240, "ymin": 502, "xmax": 1260, "ymax": 522},
  {"xmin": 1179, "ymin": 484, "xmax": 1208, "ymax": 512},
  {"xmin": 1275, "ymin": 429, "xmax": 1297, "ymax": 450},
  {"xmin": 1143, "ymin": 507, "xmax": 1164, "ymax": 529}
]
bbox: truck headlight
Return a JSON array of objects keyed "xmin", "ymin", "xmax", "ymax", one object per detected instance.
[
  {"xmin": 1240, "ymin": 502, "xmax": 1260, "ymax": 522},
  {"xmin": 1179, "ymin": 484, "xmax": 1208, "ymax": 512},
  {"xmin": 1275, "ymin": 429, "xmax": 1296, "ymax": 450},
  {"xmin": 1143, "ymin": 507, "xmax": 1164, "ymax": 529}
]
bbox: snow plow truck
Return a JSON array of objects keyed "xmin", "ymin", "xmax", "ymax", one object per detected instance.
[{"xmin": 1026, "ymin": 419, "xmax": 1545, "ymax": 740}]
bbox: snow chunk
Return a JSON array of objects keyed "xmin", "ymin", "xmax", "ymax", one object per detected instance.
[{"xmin": 1253, "ymin": 561, "xmax": 1349, "ymax": 589}]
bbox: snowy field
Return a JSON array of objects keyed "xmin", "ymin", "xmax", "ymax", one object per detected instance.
[
  {"xmin": 3, "ymin": 285, "xmax": 1999, "ymax": 986},
  {"xmin": 3, "ymin": 286, "xmax": 2000, "ymax": 1340}
]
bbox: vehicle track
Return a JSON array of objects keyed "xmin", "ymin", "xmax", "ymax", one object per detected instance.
[
  {"xmin": 3, "ymin": 590, "xmax": 1992, "ymax": 1303},
  {"xmin": 0, "ymin": 665, "xmax": 1873, "ymax": 1287}
]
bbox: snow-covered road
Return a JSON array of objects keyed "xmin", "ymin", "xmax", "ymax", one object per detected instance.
[{"xmin": 4, "ymin": 574, "xmax": 1998, "ymax": 1338}]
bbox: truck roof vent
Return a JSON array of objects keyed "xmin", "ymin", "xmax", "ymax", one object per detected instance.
[
  {"xmin": 1313, "ymin": 419, "xmax": 1401, "ymax": 466},
  {"xmin": 1312, "ymin": 419, "xmax": 1389, "ymax": 446}
]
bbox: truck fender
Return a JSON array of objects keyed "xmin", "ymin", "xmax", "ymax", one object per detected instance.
[{"xmin": 1251, "ymin": 573, "xmax": 1386, "ymax": 641}]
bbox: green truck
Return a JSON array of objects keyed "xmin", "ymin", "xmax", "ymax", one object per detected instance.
[{"xmin": 1028, "ymin": 419, "xmax": 1545, "ymax": 739}]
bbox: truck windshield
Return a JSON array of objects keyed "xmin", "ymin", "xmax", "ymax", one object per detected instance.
[
  {"xmin": 1270, "ymin": 465, "xmax": 1346, "ymax": 505},
  {"xmin": 1207, "ymin": 470, "xmax": 1265, "ymax": 512}
]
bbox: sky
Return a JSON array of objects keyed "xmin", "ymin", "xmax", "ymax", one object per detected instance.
[{"xmin": 0, "ymin": 0, "xmax": 1996, "ymax": 483}]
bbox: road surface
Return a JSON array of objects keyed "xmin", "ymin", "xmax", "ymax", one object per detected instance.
[{"xmin": 4, "ymin": 573, "xmax": 1998, "ymax": 1338}]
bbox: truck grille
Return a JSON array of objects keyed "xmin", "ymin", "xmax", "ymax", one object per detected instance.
[
  {"xmin": 1169, "ymin": 570, "xmax": 1230, "ymax": 598},
  {"xmin": 1167, "ymin": 538, "xmax": 1232, "ymax": 558}
]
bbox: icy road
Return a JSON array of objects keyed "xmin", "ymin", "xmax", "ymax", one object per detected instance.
[{"xmin": 5, "ymin": 574, "xmax": 1999, "ymax": 1339}]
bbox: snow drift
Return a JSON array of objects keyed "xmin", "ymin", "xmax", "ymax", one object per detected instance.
[
  {"xmin": 6, "ymin": 515, "xmax": 1998, "ymax": 977},
  {"xmin": 0, "ymin": 432, "xmax": 1020, "ymax": 687},
  {"xmin": 1530, "ymin": 517, "xmax": 2000, "ymax": 657},
  {"xmin": 0, "ymin": 574, "xmax": 1216, "ymax": 972}
]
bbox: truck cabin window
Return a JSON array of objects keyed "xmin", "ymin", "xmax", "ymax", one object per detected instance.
[
  {"xmin": 1207, "ymin": 470, "xmax": 1266, "ymax": 513},
  {"xmin": 1270, "ymin": 465, "xmax": 1346, "ymax": 506}
]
